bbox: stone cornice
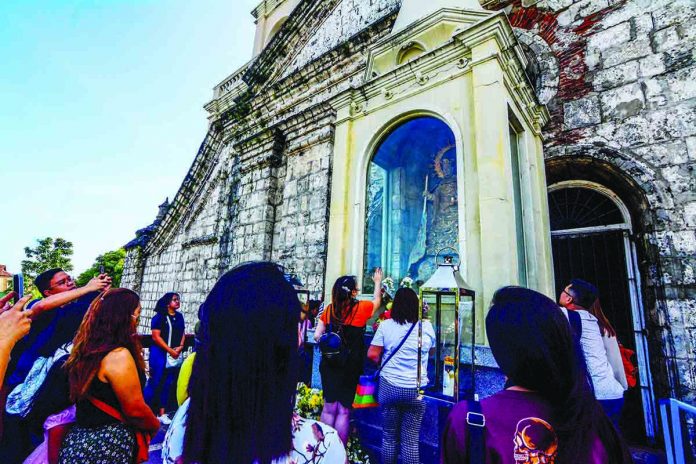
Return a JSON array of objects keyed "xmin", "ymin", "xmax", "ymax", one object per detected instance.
[
  {"xmin": 244, "ymin": 0, "xmax": 343, "ymax": 89},
  {"xmin": 143, "ymin": 129, "xmax": 225, "ymax": 255},
  {"xmin": 210, "ymin": 19, "xmax": 395, "ymax": 154},
  {"xmin": 330, "ymin": 9, "xmax": 549, "ymax": 134},
  {"xmin": 452, "ymin": 12, "xmax": 550, "ymax": 131},
  {"xmin": 182, "ymin": 234, "xmax": 218, "ymax": 249},
  {"xmin": 211, "ymin": 12, "xmax": 394, "ymax": 136},
  {"xmin": 228, "ymin": 102, "xmax": 337, "ymax": 168},
  {"xmin": 251, "ymin": 0, "xmax": 289, "ymax": 19}
]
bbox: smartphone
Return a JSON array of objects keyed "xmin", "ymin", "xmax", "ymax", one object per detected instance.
[
  {"xmin": 99, "ymin": 265, "xmax": 105, "ymax": 274},
  {"xmin": 13, "ymin": 274, "xmax": 24, "ymax": 304}
]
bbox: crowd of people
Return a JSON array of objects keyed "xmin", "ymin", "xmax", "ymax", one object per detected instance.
[{"xmin": 0, "ymin": 262, "xmax": 635, "ymax": 463}]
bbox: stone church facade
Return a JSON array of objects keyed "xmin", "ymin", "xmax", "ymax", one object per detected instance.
[{"xmin": 122, "ymin": 0, "xmax": 696, "ymax": 444}]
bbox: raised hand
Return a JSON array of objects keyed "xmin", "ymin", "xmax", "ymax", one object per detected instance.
[
  {"xmin": 0, "ymin": 295, "xmax": 32, "ymax": 350},
  {"xmin": 86, "ymin": 274, "xmax": 113, "ymax": 293},
  {"xmin": 372, "ymin": 267, "xmax": 383, "ymax": 285}
]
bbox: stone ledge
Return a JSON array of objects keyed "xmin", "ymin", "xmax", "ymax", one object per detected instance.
[{"xmin": 181, "ymin": 235, "xmax": 219, "ymax": 249}]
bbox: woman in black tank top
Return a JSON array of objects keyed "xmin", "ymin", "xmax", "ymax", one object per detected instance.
[{"xmin": 59, "ymin": 289, "xmax": 160, "ymax": 464}]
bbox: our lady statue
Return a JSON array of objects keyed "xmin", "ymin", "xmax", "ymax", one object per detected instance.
[{"xmin": 408, "ymin": 145, "xmax": 459, "ymax": 282}]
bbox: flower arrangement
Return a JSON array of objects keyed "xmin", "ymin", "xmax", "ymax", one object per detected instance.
[
  {"xmin": 295, "ymin": 383, "xmax": 372, "ymax": 464},
  {"xmin": 295, "ymin": 383, "xmax": 323, "ymax": 419},
  {"xmin": 382, "ymin": 276, "xmax": 395, "ymax": 296},
  {"xmin": 399, "ymin": 276, "xmax": 414, "ymax": 288}
]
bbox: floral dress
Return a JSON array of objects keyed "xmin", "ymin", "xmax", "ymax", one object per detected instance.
[{"xmin": 162, "ymin": 399, "xmax": 346, "ymax": 464}]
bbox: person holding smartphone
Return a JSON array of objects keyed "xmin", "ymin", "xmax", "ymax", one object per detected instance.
[
  {"xmin": 5, "ymin": 269, "xmax": 111, "ymax": 391},
  {"xmin": 0, "ymin": 269, "xmax": 110, "ymax": 464}
]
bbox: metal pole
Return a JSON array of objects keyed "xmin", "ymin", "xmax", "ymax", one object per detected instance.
[
  {"xmin": 471, "ymin": 292, "xmax": 475, "ymax": 400},
  {"xmin": 454, "ymin": 292, "xmax": 459, "ymax": 403},
  {"xmin": 417, "ymin": 289, "xmax": 423, "ymax": 396}
]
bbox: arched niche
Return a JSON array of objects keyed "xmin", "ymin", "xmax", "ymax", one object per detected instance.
[
  {"xmin": 266, "ymin": 16, "xmax": 288, "ymax": 46},
  {"xmin": 397, "ymin": 41, "xmax": 427, "ymax": 65},
  {"xmin": 363, "ymin": 116, "xmax": 458, "ymax": 291}
]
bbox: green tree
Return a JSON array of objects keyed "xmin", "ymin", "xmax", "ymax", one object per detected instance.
[
  {"xmin": 21, "ymin": 237, "xmax": 74, "ymax": 290},
  {"xmin": 77, "ymin": 248, "xmax": 126, "ymax": 288}
]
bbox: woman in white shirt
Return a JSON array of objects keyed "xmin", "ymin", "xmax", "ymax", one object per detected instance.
[
  {"xmin": 368, "ymin": 288, "xmax": 435, "ymax": 464},
  {"xmin": 559, "ymin": 279, "xmax": 628, "ymax": 427}
]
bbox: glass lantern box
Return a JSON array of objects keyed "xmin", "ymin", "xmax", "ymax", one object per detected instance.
[{"xmin": 417, "ymin": 254, "xmax": 476, "ymax": 404}]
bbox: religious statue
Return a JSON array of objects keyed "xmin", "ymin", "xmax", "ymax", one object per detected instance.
[{"xmin": 408, "ymin": 145, "xmax": 459, "ymax": 282}]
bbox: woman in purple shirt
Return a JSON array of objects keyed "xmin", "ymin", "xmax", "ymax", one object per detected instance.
[{"xmin": 442, "ymin": 287, "xmax": 632, "ymax": 464}]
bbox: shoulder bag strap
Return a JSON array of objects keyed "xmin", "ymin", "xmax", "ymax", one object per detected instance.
[
  {"xmin": 87, "ymin": 395, "xmax": 125, "ymax": 422},
  {"xmin": 375, "ymin": 322, "xmax": 417, "ymax": 377},
  {"xmin": 166, "ymin": 315, "xmax": 173, "ymax": 348},
  {"xmin": 87, "ymin": 395, "xmax": 150, "ymax": 463},
  {"xmin": 466, "ymin": 399, "xmax": 485, "ymax": 463},
  {"xmin": 326, "ymin": 304, "xmax": 334, "ymax": 333},
  {"xmin": 568, "ymin": 310, "xmax": 582, "ymax": 342}
]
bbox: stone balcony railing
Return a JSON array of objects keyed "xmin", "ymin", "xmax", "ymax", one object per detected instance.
[
  {"xmin": 205, "ymin": 61, "xmax": 254, "ymax": 117},
  {"xmin": 213, "ymin": 61, "xmax": 252, "ymax": 98}
]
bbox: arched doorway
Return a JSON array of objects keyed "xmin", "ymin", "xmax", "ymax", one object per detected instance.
[
  {"xmin": 363, "ymin": 116, "xmax": 458, "ymax": 292},
  {"xmin": 548, "ymin": 180, "xmax": 657, "ymax": 442}
]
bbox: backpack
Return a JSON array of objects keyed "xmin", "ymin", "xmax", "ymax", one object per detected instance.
[
  {"xmin": 619, "ymin": 344, "xmax": 638, "ymax": 388},
  {"xmin": 318, "ymin": 303, "xmax": 355, "ymax": 367}
]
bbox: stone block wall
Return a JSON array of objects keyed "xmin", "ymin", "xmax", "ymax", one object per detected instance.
[
  {"xmin": 270, "ymin": 121, "xmax": 335, "ymax": 296},
  {"xmin": 121, "ymin": 247, "xmax": 143, "ymax": 294},
  {"xmin": 131, "ymin": 147, "xmax": 234, "ymax": 330},
  {"xmin": 283, "ymin": 0, "xmax": 400, "ymax": 77},
  {"xmin": 490, "ymin": 0, "xmax": 696, "ymax": 406}
]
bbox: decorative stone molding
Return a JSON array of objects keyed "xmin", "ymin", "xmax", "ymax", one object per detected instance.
[{"xmin": 182, "ymin": 235, "xmax": 218, "ymax": 249}]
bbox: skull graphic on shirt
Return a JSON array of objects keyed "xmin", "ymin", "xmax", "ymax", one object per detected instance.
[{"xmin": 512, "ymin": 417, "xmax": 558, "ymax": 464}]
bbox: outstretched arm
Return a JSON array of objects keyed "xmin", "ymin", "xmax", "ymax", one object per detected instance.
[{"xmin": 30, "ymin": 274, "xmax": 111, "ymax": 319}]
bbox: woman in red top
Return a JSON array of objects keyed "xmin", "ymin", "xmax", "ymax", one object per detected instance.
[{"xmin": 313, "ymin": 269, "xmax": 382, "ymax": 445}]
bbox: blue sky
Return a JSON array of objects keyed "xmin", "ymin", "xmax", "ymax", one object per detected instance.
[{"xmin": 1, "ymin": 0, "xmax": 259, "ymax": 275}]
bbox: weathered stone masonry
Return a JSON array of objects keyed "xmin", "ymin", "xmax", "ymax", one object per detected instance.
[
  {"xmin": 122, "ymin": 0, "xmax": 696, "ymax": 424},
  {"xmin": 486, "ymin": 0, "xmax": 696, "ymax": 408}
]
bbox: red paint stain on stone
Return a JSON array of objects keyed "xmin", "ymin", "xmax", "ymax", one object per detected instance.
[
  {"xmin": 495, "ymin": 0, "xmax": 620, "ymax": 137},
  {"xmin": 507, "ymin": 3, "xmax": 561, "ymax": 46}
]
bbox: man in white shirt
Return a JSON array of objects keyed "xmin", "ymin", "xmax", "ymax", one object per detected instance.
[{"xmin": 559, "ymin": 279, "xmax": 628, "ymax": 426}]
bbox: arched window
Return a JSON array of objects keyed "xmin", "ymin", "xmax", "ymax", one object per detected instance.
[
  {"xmin": 363, "ymin": 116, "xmax": 458, "ymax": 291},
  {"xmin": 266, "ymin": 16, "xmax": 288, "ymax": 46},
  {"xmin": 548, "ymin": 186, "xmax": 628, "ymax": 231}
]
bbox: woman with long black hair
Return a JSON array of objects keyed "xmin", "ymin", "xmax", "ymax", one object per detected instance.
[
  {"xmin": 313, "ymin": 269, "xmax": 382, "ymax": 445},
  {"xmin": 161, "ymin": 262, "xmax": 346, "ymax": 464},
  {"xmin": 442, "ymin": 286, "xmax": 632, "ymax": 463},
  {"xmin": 144, "ymin": 292, "xmax": 185, "ymax": 424}
]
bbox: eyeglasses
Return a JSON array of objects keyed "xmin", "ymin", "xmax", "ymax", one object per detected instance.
[
  {"xmin": 562, "ymin": 289, "xmax": 574, "ymax": 299},
  {"xmin": 49, "ymin": 275, "xmax": 74, "ymax": 289}
]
